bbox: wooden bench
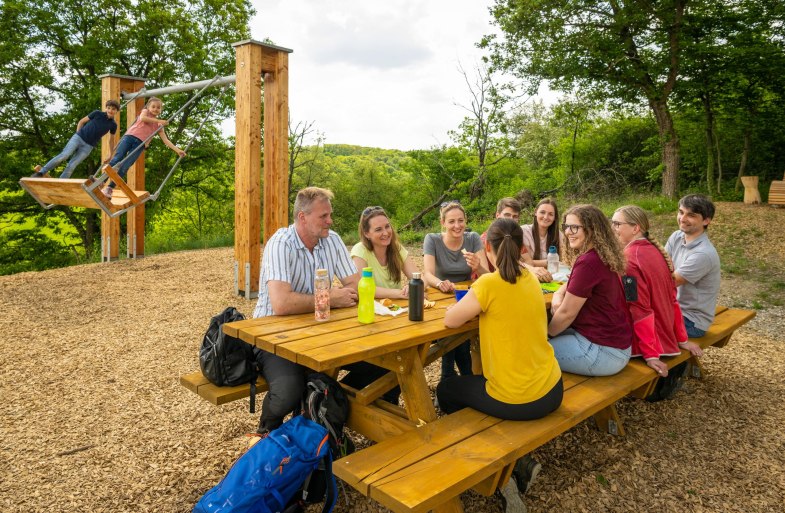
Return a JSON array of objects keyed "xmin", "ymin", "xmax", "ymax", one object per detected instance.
[
  {"xmin": 179, "ymin": 370, "xmax": 267, "ymax": 406},
  {"xmin": 333, "ymin": 307, "xmax": 755, "ymax": 513}
]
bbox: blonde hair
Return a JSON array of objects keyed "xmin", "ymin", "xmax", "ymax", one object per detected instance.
[
  {"xmin": 562, "ymin": 204, "xmax": 626, "ymax": 274},
  {"xmin": 440, "ymin": 201, "xmax": 465, "ymax": 222},
  {"xmin": 145, "ymin": 96, "xmax": 162, "ymax": 108},
  {"xmin": 615, "ymin": 205, "xmax": 674, "ymax": 272}
]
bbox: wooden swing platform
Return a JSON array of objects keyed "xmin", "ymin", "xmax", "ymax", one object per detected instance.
[{"xmin": 19, "ymin": 165, "xmax": 150, "ymax": 217}]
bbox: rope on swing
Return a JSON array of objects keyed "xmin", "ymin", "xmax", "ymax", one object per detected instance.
[
  {"xmin": 91, "ymin": 74, "xmax": 224, "ymax": 183},
  {"xmin": 149, "ymin": 83, "xmax": 230, "ymax": 201}
]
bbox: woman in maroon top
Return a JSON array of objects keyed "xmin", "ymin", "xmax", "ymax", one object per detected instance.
[{"xmin": 548, "ymin": 204, "xmax": 632, "ymax": 376}]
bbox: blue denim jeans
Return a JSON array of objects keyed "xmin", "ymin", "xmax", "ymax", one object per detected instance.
[
  {"xmin": 40, "ymin": 134, "xmax": 94, "ymax": 178},
  {"xmin": 549, "ymin": 328, "xmax": 631, "ymax": 376},
  {"xmin": 107, "ymin": 135, "xmax": 145, "ymax": 187},
  {"xmin": 683, "ymin": 316, "xmax": 706, "ymax": 338}
]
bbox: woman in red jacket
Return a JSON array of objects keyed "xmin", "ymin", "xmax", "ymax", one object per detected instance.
[{"xmin": 611, "ymin": 205, "xmax": 703, "ymax": 376}]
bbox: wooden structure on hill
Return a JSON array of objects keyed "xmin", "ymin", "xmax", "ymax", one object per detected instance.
[{"xmin": 769, "ymin": 171, "xmax": 785, "ymax": 206}]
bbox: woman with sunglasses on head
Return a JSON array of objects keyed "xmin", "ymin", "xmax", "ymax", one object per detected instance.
[
  {"xmin": 424, "ymin": 201, "xmax": 489, "ymax": 379},
  {"xmin": 342, "ymin": 206, "xmax": 417, "ymax": 404},
  {"xmin": 611, "ymin": 205, "xmax": 703, "ymax": 378},
  {"xmin": 548, "ymin": 205, "xmax": 632, "ymax": 376},
  {"xmin": 350, "ymin": 206, "xmax": 419, "ymax": 298},
  {"xmin": 521, "ymin": 198, "xmax": 565, "ymax": 268}
]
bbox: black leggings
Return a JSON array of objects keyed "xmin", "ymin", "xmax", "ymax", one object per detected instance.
[{"xmin": 436, "ymin": 375, "xmax": 563, "ymax": 421}]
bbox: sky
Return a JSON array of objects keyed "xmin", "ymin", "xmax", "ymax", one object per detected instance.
[{"xmin": 244, "ymin": 0, "xmax": 500, "ymax": 151}]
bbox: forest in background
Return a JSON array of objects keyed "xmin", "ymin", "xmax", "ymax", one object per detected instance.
[{"xmin": 1, "ymin": 0, "xmax": 784, "ymax": 275}]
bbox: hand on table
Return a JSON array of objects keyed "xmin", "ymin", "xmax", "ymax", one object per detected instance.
[
  {"xmin": 533, "ymin": 267, "xmax": 553, "ymax": 283},
  {"xmin": 330, "ymin": 287, "xmax": 358, "ymax": 308},
  {"xmin": 436, "ymin": 280, "xmax": 455, "ymax": 293}
]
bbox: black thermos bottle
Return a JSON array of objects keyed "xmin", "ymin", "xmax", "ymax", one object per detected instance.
[{"xmin": 409, "ymin": 272, "xmax": 424, "ymax": 321}]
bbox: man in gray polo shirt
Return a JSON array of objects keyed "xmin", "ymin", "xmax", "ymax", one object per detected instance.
[
  {"xmin": 665, "ymin": 194, "xmax": 721, "ymax": 338},
  {"xmin": 252, "ymin": 187, "xmax": 359, "ymax": 433}
]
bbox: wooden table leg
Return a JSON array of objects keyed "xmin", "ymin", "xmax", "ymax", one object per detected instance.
[{"xmin": 396, "ymin": 346, "xmax": 438, "ymax": 423}]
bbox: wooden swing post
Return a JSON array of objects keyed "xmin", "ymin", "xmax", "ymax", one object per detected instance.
[
  {"xmin": 233, "ymin": 40, "xmax": 292, "ymax": 299},
  {"xmin": 99, "ymin": 74, "xmax": 146, "ymax": 260}
]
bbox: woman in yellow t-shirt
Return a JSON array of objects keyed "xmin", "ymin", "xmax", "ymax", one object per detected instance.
[{"xmin": 439, "ymin": 217, "xmax": 563, "ymax": 420}]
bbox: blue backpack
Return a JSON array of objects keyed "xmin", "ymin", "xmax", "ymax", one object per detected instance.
[{"xmin": 193, "ymin": 415, "xmax": 337, "ymax": 513}]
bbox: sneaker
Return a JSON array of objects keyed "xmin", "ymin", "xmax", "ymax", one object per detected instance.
[
  {"xmin": 31, "ymin": 165, "xmax": 44, "ymax": 177},
  {"xmin": 102, "ymin": 186, "xmax": 114, "ymax": 199},
  {"xmin": 499, "ymin": 479, "xmax": 527, "ymax": 513},
  {"xmin": 512, "ymin": 455, "xmax": 542, "ymax": 495}
]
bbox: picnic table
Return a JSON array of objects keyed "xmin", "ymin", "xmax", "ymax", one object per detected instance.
[{"xmin": 223, "ymin": 285, "xmax": 552, "ymax": 443}]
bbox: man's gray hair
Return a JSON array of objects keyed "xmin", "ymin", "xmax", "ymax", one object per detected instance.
[{"xmin": 293, "ymin": 187, "xmax": 334, "ymax": 217}]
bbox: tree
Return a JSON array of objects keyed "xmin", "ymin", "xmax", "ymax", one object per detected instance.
[
  {"xmin": 0, "ymin": 0, "xmax": 252, "ymax": 264},
  {"xmin": 484, "ymin": 0, "xmax": 687, "ymax": 197},
  {"xmin": 450, "ymin": 63, "xmax": 516, "ymax": 200}
]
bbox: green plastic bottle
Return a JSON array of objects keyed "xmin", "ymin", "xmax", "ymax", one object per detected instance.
[{"xmin": 358, "ymin": 267, "xmax": 376, "ymax": 324}]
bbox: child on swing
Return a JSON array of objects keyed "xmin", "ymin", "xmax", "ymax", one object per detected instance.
[
  {"xmin": 101, "ymin": 96, "xmax": 186, "ymax": 199},
  {"xmin": 32, "ymin": 99, "xmax": 121, "ymax": 179}
]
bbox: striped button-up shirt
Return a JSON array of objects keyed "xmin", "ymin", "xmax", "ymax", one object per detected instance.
[{"xmin": 252, "ymin": 225, "xmax": 356, "ymax": 318}]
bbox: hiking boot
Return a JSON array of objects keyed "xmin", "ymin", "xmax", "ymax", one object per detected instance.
[
  {"xmin": 512, "ymin": 454, "xmax": 542, "ymax": 494},
  {"xmin": 499, "ymin": 479, "xmax": 527, "ymax": 513},
  {"xmin": 102, "ymin": 186, "xmax": 114, "ymax": 199}
]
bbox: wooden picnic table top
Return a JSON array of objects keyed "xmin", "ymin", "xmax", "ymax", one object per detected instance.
[{"xmin": 224, "ymin": 286, "xmax": 554, "ymax": 372}]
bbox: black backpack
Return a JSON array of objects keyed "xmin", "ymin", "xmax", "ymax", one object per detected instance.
[
  {"xmin": 282, "ymin": 373, "xmax": 351, "ymax": 513},
  {"xmin": 199, "ymin": 307, "xmax": 259, "ymax": 412}
]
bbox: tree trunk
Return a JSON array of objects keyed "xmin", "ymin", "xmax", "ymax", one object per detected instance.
[
  {"xmin": 702, "ymin": 95, "xmax": 716, "ymax": 194},
  {"xmin": 735, "ymin": 129, "xmax": 751, "ymax": 192},
  {"xmin": 401, "ymin": 181, "xmax": 458, "ymax": 232},
  {"xmin": 649, "ymin": 99, "xmax": 679, "ymax": 198},
  {"xmin": 713, "ymin": 130, "xmax": 722, "ymax": 194}
]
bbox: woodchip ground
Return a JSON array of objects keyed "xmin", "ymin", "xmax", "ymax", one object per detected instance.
[{"xmin": 1, "ymin": 202, "xmax": 783, "ymax": 512}]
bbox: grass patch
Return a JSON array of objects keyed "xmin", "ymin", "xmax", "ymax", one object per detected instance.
[{"xmin": 146, "ymin": 232, "xmax": 234, "ymax": 255}]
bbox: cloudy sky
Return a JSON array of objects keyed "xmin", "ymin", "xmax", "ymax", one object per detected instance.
[{"xmin": 246, "ymin": 0, "xmax": 498, "ymax": 151}]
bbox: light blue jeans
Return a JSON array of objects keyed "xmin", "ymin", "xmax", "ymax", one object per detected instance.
[
  {"xmin": 549, "ymin": 329, "xmax": 631, "ymax": 376},
  {"xmin": 40, "ymin": 134, "xmax": 94, "ymax": 178}
]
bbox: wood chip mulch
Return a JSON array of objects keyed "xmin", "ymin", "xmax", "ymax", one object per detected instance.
[{"xmin": 1, "ymin": 202, "xmax": 783, "ymax": 512}]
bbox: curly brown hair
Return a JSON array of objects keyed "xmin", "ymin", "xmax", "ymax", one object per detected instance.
[{"xmin": 562, "ymin": 204, "xmax": 626, "ymax": 274}]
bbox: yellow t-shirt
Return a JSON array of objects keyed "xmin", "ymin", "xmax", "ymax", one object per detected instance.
[
  {"xmin": 350, "ymin": 243, "xmax": 409, "ymax": 289},
  {"xmin": 472, "ymin": 270, "xmax": 561, "ymax": 404}
]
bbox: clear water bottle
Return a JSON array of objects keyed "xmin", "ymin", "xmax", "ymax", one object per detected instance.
[
  {"xmin": 547, "ymin": 246, "xmax": 559, "ymax": 274},
  {"xmin": 314, "ymin": 268, "xmax": 330, "ymax": 321},
  {"xmin": 408, "ymin": 272, "xmax": 424, "ymax": 321},
  {"xmin": 358, "ymin": 267, "xmax": 376, "ymax": 324}
]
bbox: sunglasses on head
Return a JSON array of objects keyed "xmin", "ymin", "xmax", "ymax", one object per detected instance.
[
  {"xmin": 362, "ymin": 206, "xmax": 385, "ymax": 216},
  {"xmin": 440, "ymin": 200, "xmax": 462, "ymax": 208}
]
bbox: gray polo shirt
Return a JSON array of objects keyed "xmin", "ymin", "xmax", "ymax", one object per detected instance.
[
  {"xmin": 253, "ymin": 225, "xmax": 356, "ymax": 318},
  {"xmin": 665, "ymin": 230, "xmax": 721, "ymax": 331},
  {"xmin": 423, "ymin": 232, "xmax": 483, "ymax": 283}
]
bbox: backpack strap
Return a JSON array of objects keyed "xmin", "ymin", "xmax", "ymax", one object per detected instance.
[
  {"xmin": 248, "ymin": 378, "xmax": 256, "ymax": 414},
  {"xmin": 320, "ymin": 451, "xmax": 337, "ymax": 513}
]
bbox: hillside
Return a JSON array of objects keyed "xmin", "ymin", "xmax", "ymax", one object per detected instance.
[{"xmin": 0, "ymin": 202, "xmax": 783, "ymax": 512}]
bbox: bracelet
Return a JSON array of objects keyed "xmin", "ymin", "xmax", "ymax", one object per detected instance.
[{"xmin": 435, "ymin": 280, "xmax": 443, "ymax": 288}]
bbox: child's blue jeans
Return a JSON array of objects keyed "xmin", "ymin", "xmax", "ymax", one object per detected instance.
[
  {"xmin": 40, "ymin": 134, "xmax": 94, "ymax": 178},
  {"xmin": 107, "ymin": 135, "xmax": 145, "ymax": 188}
]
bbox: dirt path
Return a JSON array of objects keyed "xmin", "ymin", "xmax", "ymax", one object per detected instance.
[{"xmin": 0, "ymin": 202, "xmax": 783, "ymax": 512}]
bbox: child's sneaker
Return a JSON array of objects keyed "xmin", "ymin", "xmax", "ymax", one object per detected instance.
[
  {"xmin": 31, "ymin": 165, "xmax": 46, "ymax": 178},
  {"xmin": 101, "ymin": 186, "xmax": 113, "ymax": 199}
]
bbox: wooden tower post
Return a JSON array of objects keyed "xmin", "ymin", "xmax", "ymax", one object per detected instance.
[
  {"xmin": 232, "ymin": 40, "xmax": 292, "ymax": 298},
  {"xmin": 98, "ymin": 74, "xmax": 146, "ymax": 261}
]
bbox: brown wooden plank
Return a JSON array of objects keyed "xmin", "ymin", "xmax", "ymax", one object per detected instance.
[
  {"xmin": 345, "ymin": 395, "xmax": 416, "ymax": 443},
  {"xmin": 180, "ymin": 370, "xmax": 267, "ymax": 406},
  {"xmin": 102, "ymin": 164, "xmax": 140, "ymax": 203}
]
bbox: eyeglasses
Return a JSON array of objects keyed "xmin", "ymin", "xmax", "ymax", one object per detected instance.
[
  {"xmin": 561, "ymin": 223, "xmax": 584, "ymax": 234},
  {"xmin": 610, "ymin": 221, "xmax": 635, "ymax": 228},
  {"xmin": 362, "ymin": 206, "xmax": 384, "ymax": 216}
]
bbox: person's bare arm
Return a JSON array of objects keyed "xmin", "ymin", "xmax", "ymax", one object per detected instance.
[
  {"xmin": 158, "ymin": 129, "xmax": 186, "ymax": 156},
  {"xmin": 672, "ymin": 271, "xmax": 688, "ymax": 287},
  {"xmin": 267, "ymin": 280, "xmax": 317, "ymax": 315},
  {"xmin": 548, "ymin": 290, "xmax": 587, "ymax": 336},
  {"xmin": 424, "ymin": 254, "xmax": 454, "ymax": 292}
]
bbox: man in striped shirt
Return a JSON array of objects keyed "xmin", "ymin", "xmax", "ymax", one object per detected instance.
[{"xmin": 252, "ymin": 187, "xmax": 360, "ymax": 433}]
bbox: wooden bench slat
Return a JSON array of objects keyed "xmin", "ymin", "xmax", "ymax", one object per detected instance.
[{"xmin": 179, "ymin": 371, "xmax": 268, "ymax": 406}]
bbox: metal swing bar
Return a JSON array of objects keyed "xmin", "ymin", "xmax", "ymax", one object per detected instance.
[{"xmin": 119, "ymin": 75, "xmax": 236, "ymax": 108}]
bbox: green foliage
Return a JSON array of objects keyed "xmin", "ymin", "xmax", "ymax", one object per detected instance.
[{"xmin": 0, "ymin": 227, "xmax": 76, "ymax": 275}]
